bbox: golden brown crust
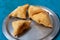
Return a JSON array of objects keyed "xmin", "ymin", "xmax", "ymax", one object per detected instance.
[
  {"xmin": 9, "ymin": 4, "xmax": 29, "ymax": 19},
  {"xmin": 12, "ymin": 20, "xmax": 31, "ymax": 36},
  {"xmin": 28, "ymin": 6, "xmax": 46, "ymax": 18},
  {"xmin": 28, "ymin": 5, "xmax": 52, "ymax": 27},
  {"xmin": 32, "ymin": 12, "xmax": 52, "ymax": 27}
]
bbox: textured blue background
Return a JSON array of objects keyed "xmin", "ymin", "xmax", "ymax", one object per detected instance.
[{"xmin": 0, "ymin": 0, "xmax": 60, "ymax": 40}]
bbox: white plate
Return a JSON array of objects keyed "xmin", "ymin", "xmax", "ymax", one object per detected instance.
[{"xmin": 2, "ymin": 6, "xmax": 60, "ymax": 40}]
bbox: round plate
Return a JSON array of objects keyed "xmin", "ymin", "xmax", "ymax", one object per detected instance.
[{"xmin": 2, "ymin": 6, "xmax": 60, "ymax": 40}]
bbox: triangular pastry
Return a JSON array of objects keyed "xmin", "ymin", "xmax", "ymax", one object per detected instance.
[
  {"xmin": 12, "ymin": 20, "xmax": 31, "ymax": 36},
  {"xmin": 32, "ymin": 12, "xmax": 52, "ymax": 27},
  {"xmin": 28, "ymin": 5, "xmax": 52, "ymax": 27},
  {"xmin": 28, "ymin": 5, "xmax": 46, "ymax": 18},
  {"xmin": 9, "ymin": 4, "xmax": 29, "ymax": 19}
]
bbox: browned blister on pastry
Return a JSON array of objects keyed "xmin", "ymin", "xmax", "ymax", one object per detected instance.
[
  {"xmin": 12, "ymin": 20, "xmax": 31, "ymax": 36},
  {"xmin": 9, "ymin": 4, "xmax": 29, "ymax": 19}
]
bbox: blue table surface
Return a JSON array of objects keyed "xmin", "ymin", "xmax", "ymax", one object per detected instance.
[{"xmin": 0, "ymin": 0, "xmax": 60, "ymax": 40}]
